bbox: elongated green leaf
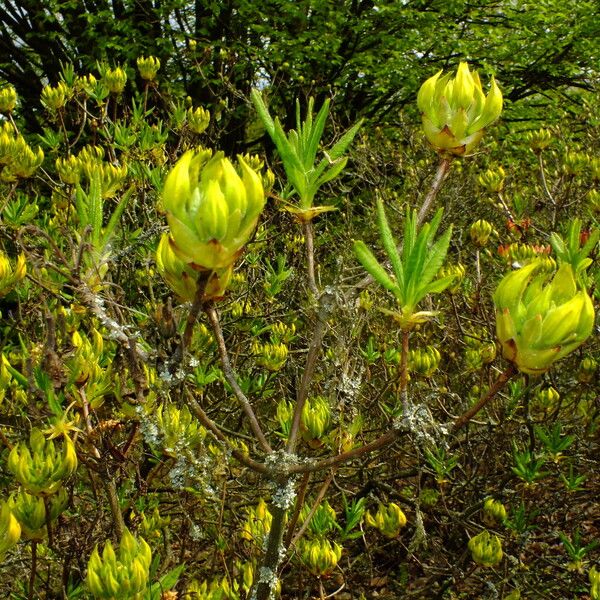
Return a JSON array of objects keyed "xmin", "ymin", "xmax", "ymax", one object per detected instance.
[
  {"xmin": 328, "ymin": 119, "xmax": 363, "ymax": 161},
  {"xmin": 422, "ymin": 275, "xmax": 456, "ymax": 296},
  {"xmin": 313, "ymin": 157, "xmax": 347, "ymax": 189},
  {"xmin": 402, "ymin": 208, "xmax": 417, "ymax": 260},
  {"xmin": 100, "ymin": 185, "xmax": 134, "ymax": 250},
  {"xmin": 418, "ymin": 224, "xmax": 453, "ymax": 291},
  {"xmin": 353, "ymin": 240, "xmax": 399, "ymax": 296},
  {"xmin": 376, "ymin": 198, "xmax": 404, "ymax": 289},
  {"xmin": 251, "ymin": 89, "xmax": 276, "ymax": 138},
  {"xmin": 305, "ymin": 98, "xmax": 330, "ymax": 168},
  {"xmin": 89, "ymin": 170, "xmax": 103, "ymax": 249}
]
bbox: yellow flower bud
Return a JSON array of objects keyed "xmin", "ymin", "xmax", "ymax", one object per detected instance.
[
  {"xmin": 590, "ymin": 566, "xmax": 600, "ymax": 600},
  {"xmin": 186, "ymin": 106, "xmax": 211, "ymax": 134},
  {"xmin": 0, "ymin": 251, "xmax": 26, "ymax": 298},
  {"xmin": 136, "ymin": 56, "xmax": 161, "ymax": 81},
  {"xmin": 301, "ymin": 396, "xmax": 332, "ymax": 446},
  {"xmin": 365, "ymin": 502, "xmax": 407, "ymax": 538},
  {"xmin": 483, "ymin": 497, "xmax": 507, "ymax": 524},
  {"xmin": 494, "ymin": 262, "xmax": 594, "ymax": 375},
  {"xmin": 241, "ymin": 499, "xmax": 272, "ymax": 545},
  {"xmin": 162, "ymin": 150, "xmax": 266, "ymax": 271},
  {"xmin": 0, "ymin": 85, "xmax": 17, "ymax": 113},
  {"xmin": 9, "ymin": 490, "xmax": 47, "ymax": 540},
  {"xmin": 578, "ymin": 356, "xmax": 597, "ymax": 383},
  {"xmin": 41, "ymin": 82, "xmax": 71, "ymax": 112},
  {"xmin": 470, "ymin": 219, "xmax": 494, "ymax": 246},
  {"xmin": 299, "ymin": 538, "xmax": 342, "ymax": 577},
  {"xmin": 468, "ymin": 530, "xmax": 503, "ymax": 567},
  {"xmin": 102, "ymin": 67, "xmax": 128, "ymax": 94},
  {"xmin": 0, "ymin": 500, "xmax": 21, "ymax": 559},
  {"xmin": 417, "ymin": 62, "xmax": 502, "ymax": 155},
  {"xmin": 56, "ymin": 155, "xmax": 82, "ymax": 185}
]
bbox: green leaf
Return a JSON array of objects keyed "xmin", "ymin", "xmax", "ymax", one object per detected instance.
[
  {"xmin": 353, "ymin": 240, "xmax": 399, "ymax": 295},
  {"xmin": 376, "ymin": 198, "xmax": 404, "ymax": 289}
]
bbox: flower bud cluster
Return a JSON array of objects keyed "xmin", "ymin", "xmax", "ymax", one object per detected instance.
[
  {"xmin": 86, "ymin": 528, "xmax": 152, "ymax": 599},
  {"xmin": 409, "ymin": 346, "xmax": 441, "ymax": 377},
  {"xmin": 8, "ymin": 428, "xmax": 77, "ymax": 496},
  {"xmin": 241, "ymin": 499, "xmax": 272, "ymax": 547},
  {"xmin": 0, "ymin": 122, "xmax": 44, "ymax": 180},
  {"xmin": 0, "ymin": 84, "xmax": 17, "ymax": 113},
  {"xmin": 483, "ymin": 498, "xmax": 507, "ymax": 525},
  {"xmin": 534, "ymin": 386, "xmax": 560, "ymax": 411},
  {"xmin": 578, "ymin": 356, "xmax": 597, "ymax": 383},
  {"xmin": 562, "ymin": 150, "xmax": 589, "ymax": 177},
  {"xmin": 468, "ymin": 530, "xmax": 503, "ymax": 567},
  {"xmin": 298, "ymin": 537, "xmax": 342, "ymax": 577},
  {"xmin": 252, "ymin": 340, "xmax": 289, "ymax": 371},
  {"xmin": 0, "ymin": 500, "xmax": 21, "ymax": 559},
  {"xmin": 477, "ymin": 167, "xmax": 506, "ymax": 193},
  {"xmin": 155, "ymin": 402, "xmax": 207, "ymax": 456},
  {"xmin": 136, "ymin": 56, "xmax": 160, "ymax": 81},
  {"xmin": 494, "ymin": 262, "xmax": 594, "ymax": 375},
  {"xmin": 300, "ymin": 396, "xmax": 332, "ymax": 447},
  {"xmin": 41, "ymin": 81, "xmax": 71, "ymax": 112},
  {"xmin": 438, "ymin": 263, "xmax": 466, "ymax": 293},
  {"xmin": 464, "ymin": 329, "xmax": 496, "ymax": 371},
  {"xmin": 102, "ymin": 66, "xmax": 128, "ymax": 94},
  {"xmin": 186, "ymin": 106, "xmax": 210, "ymax": 134},
  {"xmin": 524, "ymin": 128, "xmax": 552, "ymax": 154},
  {"xmin": 365, "ymin": 502, "xmax": 407, "ymax": 538},
  {"xmin": 0, "ymin": 251, "xmax": 26, "ymax": 298},
  {"xmin": 160, "ymin": 149, "xmax": 266, "ymax": 299},
  {"xmin": 470, "ymin": 219, "xmax": 494, "ymax": 247},
  {"xmin": 417, "ymin": 62, "xmax": 502, "ymax": 155},
  {"xmin": 9, "ymin": 488, "xmax": 68, "ymax": 540}
]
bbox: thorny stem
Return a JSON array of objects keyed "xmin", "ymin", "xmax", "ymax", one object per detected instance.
[
  {"xmin": 303, "ymin": 220, "xmax": 319, "ymax": 296},
  {"xmin": 452, "ymin": 363, "xmax": 518, "ymax": 432},
  {"xmin": 205, "ymin": 304, "xmax": 272, "ymax": 454}
]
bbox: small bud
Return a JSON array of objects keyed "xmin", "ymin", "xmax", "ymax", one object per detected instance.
[
  {"xmin": 0, "ymin": 85, "xmax": 17, "ymax": 113},
  {"xmin": 365, "ymin": 502, "xmax": 407, "ymax": 538},
  {"xmin": 0, "ymin": 501, "xmax": 21, "ymax": 559},
  {"xmin": 477, "ymin": 167, "xmax": 505, "ymax": 193},
  {"xmin": 102, "ymin": 67, "xmax": 127, "ymax": 94},
  {"xmin": 41, "ymin": 82, "xmax": 71, "ymax": 112},
  {"xmin": 483, "ymin": 497, "xmax": 507, "ymax": 524},
  {"xmin": 417, "ymin": 62, "xmax": 502, "ymax": 155},
  {"xmin": 468, "ymin": 530, "xmax": 503, "ymax": 567},
  {"xmin": 0, "ymin": 251, "xmax": 27, "ymax": 298},
  {"xmin": 136, "ymin": 55, "xmax": 161, "ymax": 81},
  {"xmin": 186, "ymin": 106, "xmax": 210, "ymax": 134}
]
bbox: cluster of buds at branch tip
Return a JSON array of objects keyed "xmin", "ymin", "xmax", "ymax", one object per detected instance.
[
  {"xmin": 409, "ymin": 346, "xmax": 441, "ymax": 377},
  {"xmin": 438, "ymin": 263, "xmax": 466, "ymax": 293},
  {"xmin": 241, "ymin": 499, "xmax": 272, "ymax": 546},
  {"xmin": 525, "ymin": 128, "xmax": 553, "ymax": 154},
  {"xmin": 0, "ymin": 251, "xmax": 26, "ymax": 298},
  {"xmin": 136, "ymin": 56, "xmax": 160, "ymax": 81},
  {"xmin": 299, "ymin": 537, "xmax": 342, "ymax": 577},
  {"xmin": 86, "ymin": 529, "xmax": 152, "ymax": 599},
  {"xmin": 0, "ymin": 122, "xmax": 44, "ymax": 180},
  {"xmin": 41, "ymin": 81, "xmax": 71, "ymax": 112},
  {"xmin": 468, "ymin": 530, "xmax": 503, "ymax": 567},
  {"xmin": 160, "ymin": 149, "xmax": 266, "ymax": 299},
  {"xmin": 417, "ymin": 62, "xmax": 502, "ymax": 155},
  {"xmin": 0, "ymin": 501, "xmax": 21, "ymax": 559},
  {"xmin": 9, "ymin": 488, "xmax": 68, "ymax": 540},
  {"xmin": 365, "ymin": 502, "xmax": 407, "ymax": 538},
  {"xmin": 7, "ymin": 429, "xmax": 78, "ymax": 496},
  {"xmin": 0, "ymin": 84, "xmax": 17, "ymax": 113},
  {"xmin": 477, "ymin": 166, "xmax": 506, "ymax": 193},
  {"xmin": 534, "ymin": 386, "xmax": 560, "ymax": 411},
  {"xmin": 186, "ymin": 106, "xmax": 210, "ymax": 134},
  {"xmin": 483, "ymin": 498, "xmax": 507, "ymax": 526},
  {"xmin": 102, "ymin": 66, "xmax": 128, "ymax": 94},
  {"xmin": 470, "ymin": 219, "xmax": 494, "ymax": 247},
  {"xmin": 494, "ymin": 261, "xmax": 594, "ymax": 376},
  {"xmin": 590, "ymin": 567, "xmax": 600, "ymax": 600}
]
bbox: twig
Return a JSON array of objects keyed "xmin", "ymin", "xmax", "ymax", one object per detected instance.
[
  {"xmin": 205, "ymin": 303, "xmax": 272, "ymax": 454},
  {"xmin": 303, "ymin": 220, "xmax": 319, "ymax": 296},
  {"xmin": 452, "ymin": 363, "xmax": 517, "ymax": 432}
]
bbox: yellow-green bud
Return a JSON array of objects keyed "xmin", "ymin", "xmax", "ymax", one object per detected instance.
[
  {"xmin": 525, "ymin": 128, "xmax": 552, "ymax": 154},
  {"xmin": 438, "ymin": 263, "xmax": 466, "ymax": 293},
  {"xmin": 301, "ymin": 396, "xmax": 331, "ymax": 447},
  {"xmin": 409, "ymin": 346, "xmax": 441, "ymax": 377},
  {"xmin": 252, "ymin": 340, "xmax": 288, "ymax": 371},
  {"xmin": 494, "ymin": 262, "xmax": 594, "ymax": 375},
  {"xmin": 483, "ymin": 498, "xmax": 507, "ymax": 524},
  {"xmin": 468, "ymin": 530, "xmax": 503, "ymax": 567},
  {"xmin": 241, "ymin": 499, "xmax": 272, "ymax": 545},
  {"xmin": 588, "ymin": 189, "xmax": 600, "ymax": 213},
  {"xmin": 365, "ymin": 502, "xmax": 407, "ymax": 538},
  {"xmin": 102, "ymin": 67, "xmax": 127, "ymax": 94},
  {"xmin": 86, "ymin": 529, "xmax": 151, "ymax": 599},
  {"xmin": 155, "ymin": 402, "xmax": 206, "ymax": 455},
  {"xmin": 478, "ymin": 167, "xmax": 505, "ymax": 193},
  {"xmin": 41, "ymin": 82, "xmax": 71, "ymax": 112},
  {"xmin": 470, "ymin": 219, "xmax": 494, "ymax": 246},
  {"xmin": 534, "ymin": 386, "xmax": 560, "ymax": 410},
  {"xmin": 9, "ymin": 490, "xmax": 47, "ymax": 540},
  {"xmin": 186, "ymin": 106, "xmax": 210, "ymax": 134},
  {"xmin": 578, "ymin": 356, "xmax": 597, "ymax": 383},
  {"xmin": 590, "ymin": 566, "xmax": 600, "ymax": 600},
  {"xmin": 0, "ymin": 500, "xmax": 21, "ymax": 559},
  {"xmin": 162, "ymin": 150, "xmax": 266, "ymax": 271},
  {"xmin": 417, "ymin": 62, "xmax": 502, "ymax": 155},
  {"xmin": 136, "ymin": 56, "xmax": 160, "ymax": 81},
  {"xmin": 0, "ymin": 251, "xmax": 26, "ymax": 298},
  {"xmin": 299, "ymin": 537, "xmax": 342, "ymax": 577},
  {"xmin": 0, "ymin": 85, "xmax": 17, "ymax": 113},
  {"xmin": 56, "ymin": 155, "xmax": 82, "ymax": 185},
  {"xmin": 7, "ymin": 429, "xmax": 78, "ymax": 495},
  {"xmin": 562, "ymin": 150, "xmax": 589, "ymax": 177}
]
